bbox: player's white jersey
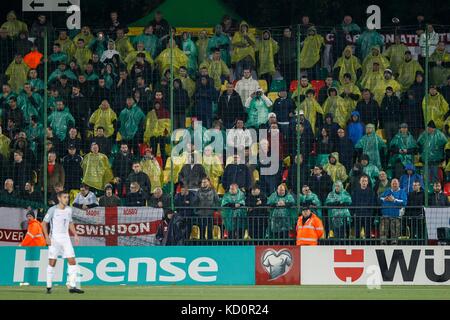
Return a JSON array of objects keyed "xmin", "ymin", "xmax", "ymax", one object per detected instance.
[{"xmin": 43, "ymin": 205, "xmax": 73, "ymax": 238}]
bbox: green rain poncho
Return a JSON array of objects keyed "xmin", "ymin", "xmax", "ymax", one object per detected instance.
[
  {"xmin": 397, "ymin": 58, "xmax": 424, "ymax": 91},
  {"xmin": 196, "ymin": 31, "xmax": 209, "ymax": 65},
  {"xmin": 221, "ymin": 189, "xmax": 247, "ymax": 232},
  {"xmin": 155, "ymin": 46, "xmax": 189, "ymax": 77},
  {"xmin": 54, "ymin": 37, "xmax": 75, "ymax": 58},
  {"xmin": 338, "ymin": 82, "xmax": 361, "ymax": 110},
  {"xmin": 296, "ymin": 95, "xmax": 324, "ymax": 134},
  {"xmin": 47, "ymin": 107, "xmax": 75, "ymax": 141},
  {"xmin": 1, "ymin": 11, "xmax": 28, "ymax": 38},
  {"xmin": 267, "ymin": 191, "xmax": 296, "ymax": 234},
  {"xmin": 81, "ymin": 152, "xmax": 114, "ymax": 190},
  {"xmin": 256, "ymin": 31, "xmax": 279, "ymax": 76},
  {"xmin": 383, "ymin": 43, "xmax": 408, "ymax": 75},
  {"xmin": 118, "ymin": 104, "xmax": 145, "ymax": 141},
  {"xmin": 299, "ymin": 27, "xmax": 324, "ymax": 69},
  {"xmin": 5, "ymin": 60, "xmax": 29, "ymax": 92},
  {"xmin": 17, "ymin": 91, "xmax": 39, "ymax": 123},
  {"xmin": 362, "ymin": 46, "xmax": 390, "ymax": 77},
  {"xmin": 200, "ymin": 58, "xmax": 230, "ymax": 91},
  {"xmin": 25, "ymin": 122, "xmax": 44, "ymax": 155},
  {"xmin": 429, "ymin": 48, "xmax": 450, "ymax": 86},
  {"xmin": 48, "ymin": 68, "xmax": 78, "ymax": 83},
  {"xmin": 245, "ymin": 95, "xmax": 272, "ymax": 128},
  {"xmin": 325, "ymin": 181, "xmax": 352, "ymax": 228},
  {"xmin": 49, "ymin": 51, "xmax": 68, "ymax": 66},
  {"xmin": 356, "ymin": 29, "xmax": 384, "ymax": 61},
  {"xmin": 355, "ymin": 125, "xmax": 387, "ymax": 169},
  {"xmin": 362, "ymin": 162, "xmax": 380, "ymax": 187},
  {"xmin": 322, "ymin": 91, "xmax": 352, "ymax": 128},
  {"xmin": 208, "ymin": 26, "xmax": 231, "ymax": 66},
  {"xmin": 182, "ymin": 33, "xmax": 198, "ymax": 75},
  {"xmin": 423, "ymin": 92, "xmax": 449, "ymax": 130},
  {"xmin": 389, "ymin": 130, "xmax": 418, "ymax": 167},
  {"xmin": 334, "ymin": 46, "xmax": 362, "ymax": 84},
  {"xmin": 133, "ymin": 33, "xmax": 159, "ymax": 58},
  {"xmin": 417, "ymin": 128, "xmax": 448, "ymax": 163},
  {"xmin": 231, "ymin": 21, "xmax": 256, "ymax": 64},
  {"xmin": 299, "ymin": 192, "xmax": 322, "ymax": 218},
  {"xmin": 29, "ymin": 78, "xmax": 45, "ymax": 92},
  {"xmin": 323, "ymin": 152, "xmax": 348, "ymax": 183}
]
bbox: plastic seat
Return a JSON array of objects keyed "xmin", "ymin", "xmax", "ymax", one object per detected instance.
[
  {"xmin": 311, "ymin": 80, "xmax": 325, "ymax": 97},
  {"xmin": 376, "ymin": 129, "xmax": 387, "ymax": 143},
  {"xmin": 258, "ymin": 79, "xmax": 268, "ymax": 93},
  {"xmin": 267, "ymin": 92, "xmax": 279, "ymax": 102}
]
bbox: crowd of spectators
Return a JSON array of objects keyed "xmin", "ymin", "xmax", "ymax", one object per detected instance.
[{"xmin": 0, "ymin": 9, "xmax": 449, "ymax": 241}]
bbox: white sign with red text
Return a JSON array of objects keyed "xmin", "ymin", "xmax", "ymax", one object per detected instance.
[{"xmin": 0, "ymin": 208, "xmax": 29, "ymax": 246}]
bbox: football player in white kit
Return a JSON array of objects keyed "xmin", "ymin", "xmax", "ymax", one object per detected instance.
[{"xmin": 42, "ymin": 190, "xmax": 84, "ymax": 294}]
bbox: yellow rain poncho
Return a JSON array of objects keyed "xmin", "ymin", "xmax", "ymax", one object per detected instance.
[
  {"xmin": 291, "ymin": 83, "xmax": 313, "ymax": 102},
  {"xmin": 231, "ymin": 21, "xmax": 256, "ymax": 64},
  {"xmin": 89, "ymin": 104, "xmax": 118, "ymax": 138},
  {"xmin": 360, "ymin": 69, "xmax": 384, "ymax": 92},
  {"xmin": 143, "ymin": 109, "xmax": 171, "ymax": 144},
  {"xmin": 0, "ymin": 133, "xmax": 11, "ymax": 159},
  {"xmin": 1, "ymin": 11, "xmax": 28, "ymax": 38},
  {"xmin": 299, "ymin": 27, "xmax": 324, "ymax": 69},
  {"xmin": 397, "ymin": 59, "xmax": 424, "ymax": 91},
  {"xmin": 323, "ymin": 152, "xmax": 348, "ymax": 183},
  {"xmin": 141, "ymin": 157, "xmax": 162, "ymax": 191},
  {"xmin": 155, "ymin": 46, "xmax": 189, "ymax": 77},
  {"xmin": 383, "ymin": 43, "xmax": 408, "ymax": 75},
  {"xmin": 202, "ymin": 153, "xmax": 224, "ymax": 191},
  {"xmin": 180, "ymin": 75, "xmax": 196, "ymax": 99},
  {"xmin": 322, "ymin": 92, "xmax": 352, "ymax": 128},
  {"xmin": 73, "ymin": 46, "xmax": 92, "ymax": 70},
  {"xmin": 362, "ymin": 46, "xmax": 389, "ymax": 77},
  {"xmin": 5, "ymin": 59, "xmax": 29, "ymax": 92},
  {"xmin": 73, "ymin": 30, "xmax": 94, "ymax": 47},
  {"xmin": 297, "ymin": 95, "xmax": 324, "ymax": 134},
  {"xmin": 55, "ymin": 37, "xmax": 75, "ymax": 58},
  {"xmin": 196, "ymin": 32, "xmax": 209, "ymax": 65},
  {"xmin": 429, "ymin": 48, "xmax": 450, "ymax": 86},
  {"xmin": 115, "ymin": 36, "xmax": 135, "ymax": 60},
  {"xmin": 338, "ymin": 82, "xmax": 361, "ymax": 110},
  {"xmin": 81, "ymin": 152, "xmax": 114, "ymax": 190},
  {"xmin": 124, "ymin": 50, "xmax": 154, "ymax": 72},
  {"xmin": 423, "ymin": 92, "xmax": 449, "ymax": 130},
  {"xmin": 333, "ymin": 46, "xmax": 362, "ymax": 84},
  {"xmin": 200, "ymin": 59, "xmax": 230, "ymax": 90},
  {"xmin": 256, "ymin": 31, "xmax": 279, "ymax": 76},
  {"xmin": 372, "ymin": 78, "xmax": 402, "ymax": 105},
  {"xmin": 163, "ymin": 151, "xmax": 200, "ymax": 184}
]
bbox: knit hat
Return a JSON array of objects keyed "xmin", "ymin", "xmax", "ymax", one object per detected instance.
[{"xmin": 26, "ymin": 210, "xmax": 35, "ymax": 219}]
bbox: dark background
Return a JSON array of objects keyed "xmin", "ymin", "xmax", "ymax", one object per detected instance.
[{"xmin": 1, "ymin": 0, "xmax": 449, "ymax": 28}]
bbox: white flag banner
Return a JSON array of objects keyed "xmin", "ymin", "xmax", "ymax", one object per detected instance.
[
  {"xmin": 424, "ymin": 207, "xmax": 450, "ymax": 240},
  {"xmin": 72, "ymin": 207, "xmax": 164, "ymax": 246},
  {"xmin": 0, "ymin": 208, "xmax": 29, "ymax": 246}
]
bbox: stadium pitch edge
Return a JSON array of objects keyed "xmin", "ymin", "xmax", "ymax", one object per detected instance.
[{"xmin": 0, "ymin": 285, "xmax": 449, "ymax": 300}]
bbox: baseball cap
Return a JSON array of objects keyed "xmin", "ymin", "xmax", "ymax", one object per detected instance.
[{"xmin": 68, "ymin": 143, "xmax": 76, "ymax": 149}]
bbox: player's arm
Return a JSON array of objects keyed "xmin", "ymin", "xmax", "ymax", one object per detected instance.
[
  {"xmin": 42, "ymin": 221, "xmax": 51, "ymax": 246},
  {"xmin": 69, "ymin": 222, "xmax": 79, "ymax": 245}
]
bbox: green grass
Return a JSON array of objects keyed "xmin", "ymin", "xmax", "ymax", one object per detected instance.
[{"xmin": 0, "ymin": 285, "xmax": 449, "ymax": 300}]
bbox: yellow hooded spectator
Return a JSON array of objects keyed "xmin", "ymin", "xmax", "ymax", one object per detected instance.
[
  {"xmin": 5, "ymin": 54, "xmax": 29, "ymax": 92},
  {"xmin": 300, "ymin": 26, "xmax": 325, "ymax": 69},
  {"xmin": 423, "ymin": 86, "xmax": 449, "ymax": 130},
  {"xmin": 333, "ymin": 46, "xmax": 362, "ymax": 84},
  {"xmin": 81, "ymin": 142, "xmax": 114, "ymax": 191},
  {"xmin": 322, "ymin": 87, "xmax": 352, "ymax": 128},
  {"xmin": 256, "ymin": 30, "xmax": 279, "ymax": 77},
  {"xmin": 155, "ymin": 40, "xmax": 189, "ymax": 77},
  {"xmin": 323, "ymin": 152, "xmax": 348, "ymax": 183},
  {"xmin": 1, "ymin": 11, "xmax": 27, "ymax": 38},
  {"xmin": 89, "ymin": 100, "xmax": 118, "ymax": 138},
  {"xmin": 297, "ymin": 89, "xmax": 324, "ymax": 134},
  {"xmin": 231, "ymin": 21, "xmax": 256, "ymax": 64}
]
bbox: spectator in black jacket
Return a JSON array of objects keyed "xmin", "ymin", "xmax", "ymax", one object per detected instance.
[
  {"xmin": 406, "ymin": 181, "xmax": 425, "ymax": 239},
  {"xmin": 272, "ymin": 89, "xmax": 295, "ymax": 137},
  {"xmin": 217, "ymin": 84, "xmax": 246, "ymax": 129},
  {"xmin": 156, "ymin": 209, "xmax": 186, "ymax": 246},
  {"xmin": 22, "ymin": 181, "xmax": 42, "ymax": 204},
  {"xmin": 380, "ymin": 87, "xmax": 402, "ymax": 141},
  {"xmin": 178, "ymin": 150, "xmax": 207, "ymax": 190},
  {"xmin": 355, "ymin": 89, "xmax": 380, "ymax": 128},
  {"xmin": 172, "ymin": 79, "xmax": 190, "ymax": 129},
  {"xmin": 148, "ymin": 187, "xmax": 170, "ymax": 212},
  {"xmin": 1, "ymin": 179, "xmax": 19, "ymax": 202},
  {"xmin": 4, "ymin": 97, "xmax": 24, "ymax": 130},
  {"xmin": 222, "ymin": 154, "xmax": 253, "ymax": 192},
  {"xmin": 246, "ymin": 184, "xmax": 268, "ymax": 239},
  {"xmin": 63, "ymin": 127, "xmax": 83, "ymax": 155},
  {"xmin": 68, "ymin": 84, "xmax": 90, "ymax": 142},
  {"xmin": 127, "ymin": 161, "xmax": 152, "ymax": 195},
  {"xmin": 174, "ymin": 184, "xmax": 197, "ymax": 217},
  {"xmin": 61, "ymin": 144, "xmax": 83, "ymax": 191},
  {"xmin": 8, "ymin": 150, "xmax": 32, "ymax": 192},
  {"xmin": 401, "ymin": 90, "xmax": 424, "ymax": 139},
  {"xmin": 351, "ymin": 175, "xmax": 377, "ymax": 239},
  {"xmin": 429, "ymin": 181, "xmax": 450, "ymax": 206},
  {"xmin": 308, "ymin": 165, "xmax": 333, "ymax": 203},
  {"xmin": 99, "ymin": 184, "xmax": 121, "ymax": 207},
  {"xmin": 91, "ymin": 77, "xmax": 112, "ymax": 107},
  {"xmin": 90, "ymin": 127, "xmax": 112, "ymax": 157},
  {"xmin": 112, "ymin": 143, "xmax": 133, "ymax": 197},
  {"xmin": 125, "ymin": 182, "xmax": 147, "ymax": 207},
  {"xmin": 335, "ymin": 128, "xmax": 354, "ymax": 172},
  {"xmin": 287, "ymin": 154, "xmax": 309, "ymax": 195}
]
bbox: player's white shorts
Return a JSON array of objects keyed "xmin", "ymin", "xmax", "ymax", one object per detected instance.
[{"xmin": 48, "ymin": 237, "xmax": 75, "ymax": 259}]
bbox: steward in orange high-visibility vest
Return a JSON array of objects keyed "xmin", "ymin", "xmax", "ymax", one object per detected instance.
[
  {"xmin": 296, "ymin": 206, "xmax": 324, "ymax": 246},
  {"xmin": 21, "ymin": 211, "xmax": 46, "ymax": 246}
]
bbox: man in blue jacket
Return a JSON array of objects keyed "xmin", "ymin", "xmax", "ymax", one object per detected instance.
[
  {"xmin": 379, "ymin": 178, "xmax": 408, "ymax": 244},
  {"xmin": 399, "ymin": 163, "xmax": 424, "ymax": 193}
]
